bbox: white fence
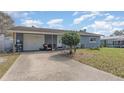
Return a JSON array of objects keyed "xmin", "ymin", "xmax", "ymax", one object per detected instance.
[
  {"xmin": 0, "ymin": 34, "xmax": 13, "ymax": 52},
  {"xmin": 0, "ymin": 34, "xmax": 4, "ymax": 52}
]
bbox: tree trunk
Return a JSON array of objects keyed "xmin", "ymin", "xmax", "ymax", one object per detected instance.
[{"xmin": 74, "ymin": 46, "xmax": 76, "ymax": 53}]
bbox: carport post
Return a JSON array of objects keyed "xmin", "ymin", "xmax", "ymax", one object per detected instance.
[
  {"xmin": 52, "ymin": 33, "xmax": 53, "ymax": 51},
  {"xmin": 13, "ymin": 32, "xmax": 16, "ymax": 53}
]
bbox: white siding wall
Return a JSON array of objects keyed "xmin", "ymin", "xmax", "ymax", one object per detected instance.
[
  {"xmin": 0, "ymin": 34, "xmax": 4, "ymax": 52},
  {"xmin": 0, "ymin": 34, "xmax": 13, "ymax": 52},
  {"xmin": 4, "ymin": 37, "xmax": 13, "ymax": 51}
]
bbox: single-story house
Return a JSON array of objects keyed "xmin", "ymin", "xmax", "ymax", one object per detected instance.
[
  {"xmin": 101, "ymin": 35, "xmax": 124, "ymax": 48},
  {"xmin": 7, "ymin": 26, "xmax": 101, "ymax": 52}
]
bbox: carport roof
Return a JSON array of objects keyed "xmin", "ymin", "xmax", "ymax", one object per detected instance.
[
  {"xmin": 8, "ymin": 26, "xmax": 101, "ymax": 36},
  {"xmin": 101, "ymin": 35, "xmax": 124, "ymax": 41}
]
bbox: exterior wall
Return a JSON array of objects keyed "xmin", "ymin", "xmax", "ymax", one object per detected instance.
[
  {"xmin": 56, "ymin": 35, "xmax": 101, "ymax": 49},
  {"xmin": 15, "ymin": 33, "xmax": 101, "ymax": 51},
  {"xmin": 80, "ymin": 35, "xmax": 100, "ymax": 48}
]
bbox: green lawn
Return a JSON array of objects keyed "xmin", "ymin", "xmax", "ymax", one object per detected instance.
[
  {"xmin": 0, "ymin": 53, "xmax": 19, "ymax": 78},
  {"xmin": 74, "ymin": 48, "xmax": 124, "ymax": 78}
]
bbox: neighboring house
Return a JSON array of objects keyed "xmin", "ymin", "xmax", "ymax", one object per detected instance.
[
  {"xmin": 101, "ymin": 35, "xmax": 124, "ymax": 48},
  {"xmin": 7, "ymin": 26, "xmax": 101, "ymax": 52}
]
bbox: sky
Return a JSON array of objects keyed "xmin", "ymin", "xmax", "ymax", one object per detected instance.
[{"xmin": 6, "ymin": 11, "xmax": 124, "ymax": 36}]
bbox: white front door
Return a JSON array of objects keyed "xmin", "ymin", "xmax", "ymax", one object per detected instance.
[{"xmin": 23, "ymin": 34, "xmax": 44, "ymax": 51}]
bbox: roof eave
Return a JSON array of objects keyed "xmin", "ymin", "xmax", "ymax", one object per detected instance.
[{"xmin": 7, "ymin": 30, "xmax": 64, "ymax": 35}]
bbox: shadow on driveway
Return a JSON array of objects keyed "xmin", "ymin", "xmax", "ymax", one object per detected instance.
[{"xmin": 48, "ymin": 53, "xmax": 71, "ymax": 62}]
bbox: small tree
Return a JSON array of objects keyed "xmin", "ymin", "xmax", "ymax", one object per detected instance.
[{"xmin": 62, "ymin": 32, "xmax": 80, "ymax": 55}]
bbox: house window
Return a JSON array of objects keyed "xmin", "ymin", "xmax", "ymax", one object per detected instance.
[{"xmin": 89, "ymin": 37, "xmax": 97, "ymax": 43}]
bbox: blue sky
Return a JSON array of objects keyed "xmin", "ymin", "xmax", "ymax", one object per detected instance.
[{"xmin": 6, "ymin": 11, "xmax": 124, "ymax": 36}]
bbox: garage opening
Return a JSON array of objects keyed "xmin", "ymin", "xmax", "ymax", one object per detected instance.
[{"xmin": 23, "ymin": 34, "xmax": 44, "ymax": 51}]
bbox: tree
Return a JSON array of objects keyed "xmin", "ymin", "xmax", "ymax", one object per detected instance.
[
  {"xmin": 111, "ymin": 30, "xmax": 124, "ymax": 36},
  {"xmin": 62, "ymin": 32, "xmax": 80, "ymax": 55},
  {"xmin": 0, "ymin": 12, "xmax": 14, "ymax": 36},
  {"xmin": 80, "ymin": 29, "xmax": 86, "ymax": 32}
]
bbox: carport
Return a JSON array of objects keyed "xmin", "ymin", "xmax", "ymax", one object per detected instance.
[{"xmin": 9, "ymin": 26, "xmax": 63, "ymax": 52}]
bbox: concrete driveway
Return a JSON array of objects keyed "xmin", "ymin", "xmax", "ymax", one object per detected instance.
[{"xmin": 1, "ymin": 51, "xmax": 123, "ymax": 81}]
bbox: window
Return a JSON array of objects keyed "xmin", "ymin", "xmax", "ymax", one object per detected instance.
[{"xmin": 89, "ymin": 37, "xmax": 97, "ymax": 43}]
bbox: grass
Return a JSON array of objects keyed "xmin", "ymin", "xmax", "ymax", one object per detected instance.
[
  {"xmin": 0, "ymin": 53, "xmax": 19, "ymax": 79},
  {"xmin": 74, "ymin": 48, "xmax": 124, "ymax": 78}
]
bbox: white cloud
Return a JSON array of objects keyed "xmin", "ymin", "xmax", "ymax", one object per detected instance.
[
  {"xmin": 112, "ymin": 27, "xmax": 122, "ymax": 31},
  {"xmin": 47, "ymin": 19, "xmax": 63, "ymax": 28},
  {"xmin": 73, "ymin": 11, "xmax": 101, "ymax": 24},
  {"xmin": 47, "ymin": 19, "xmax": 63, "ymax": 24},
  {"xmin": 90, "ymin": 11, "xmax": 101, "ymax": 15},
  {"xmin": 73, "ymin": 16, "xmax": 84, "ymax": 24},
  {"xmin": 72, "ymin": 12, "xmax": 79, "ymax": 16},
  {"xmin": 104, "ymin": 15, "xmax": 114, "ymax": 21},
  {"xmin": 73, "ymin": 14, "xmax": 93, "ymax": 24},
  {"xmin": 91, "ymin": 21, "xmax": 112, "ymax": 31},
  {"xmin": 112, "ymin": 21, "xmax": 124, "ymax": 27},
  {"xmin": 104, "ymin": 13, "xmax": 111, "ymax": 16},
  {"xmin": 86, "ymin": 21, "xmax": 113, "ymax": 35},
  {"xmin": 5, "ymin": 11, "xmax": 30, "ymax": 19},
  {"xmin": 93, "ymin": 31, "xmax": 101, "ymax": 34},
  {"xmin": 5, "ymin": 12, "xmax": 35, "ymax": 23},
  {"xmin": 72, "ymin": 11, "xmax": 89, "ymax": 16},
  {"xmin": 115, "ymin": 17, "xmax": 120, "ymax": 20},
  {"xmin": 87, "ymin": 20, "xmax": 124, "ymax": 36},
  {"xmin": 104, "ymin": 13, "xmax": 120, "ymax": 21},
  {"xmin": 21, "ymin": 19, "xmax": 43, "ymax": 27}
]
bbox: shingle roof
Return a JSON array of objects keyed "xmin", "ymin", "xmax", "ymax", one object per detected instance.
[{"xmin": 8, "ymin": 26, "xmax": 101, "ymax": 36}]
